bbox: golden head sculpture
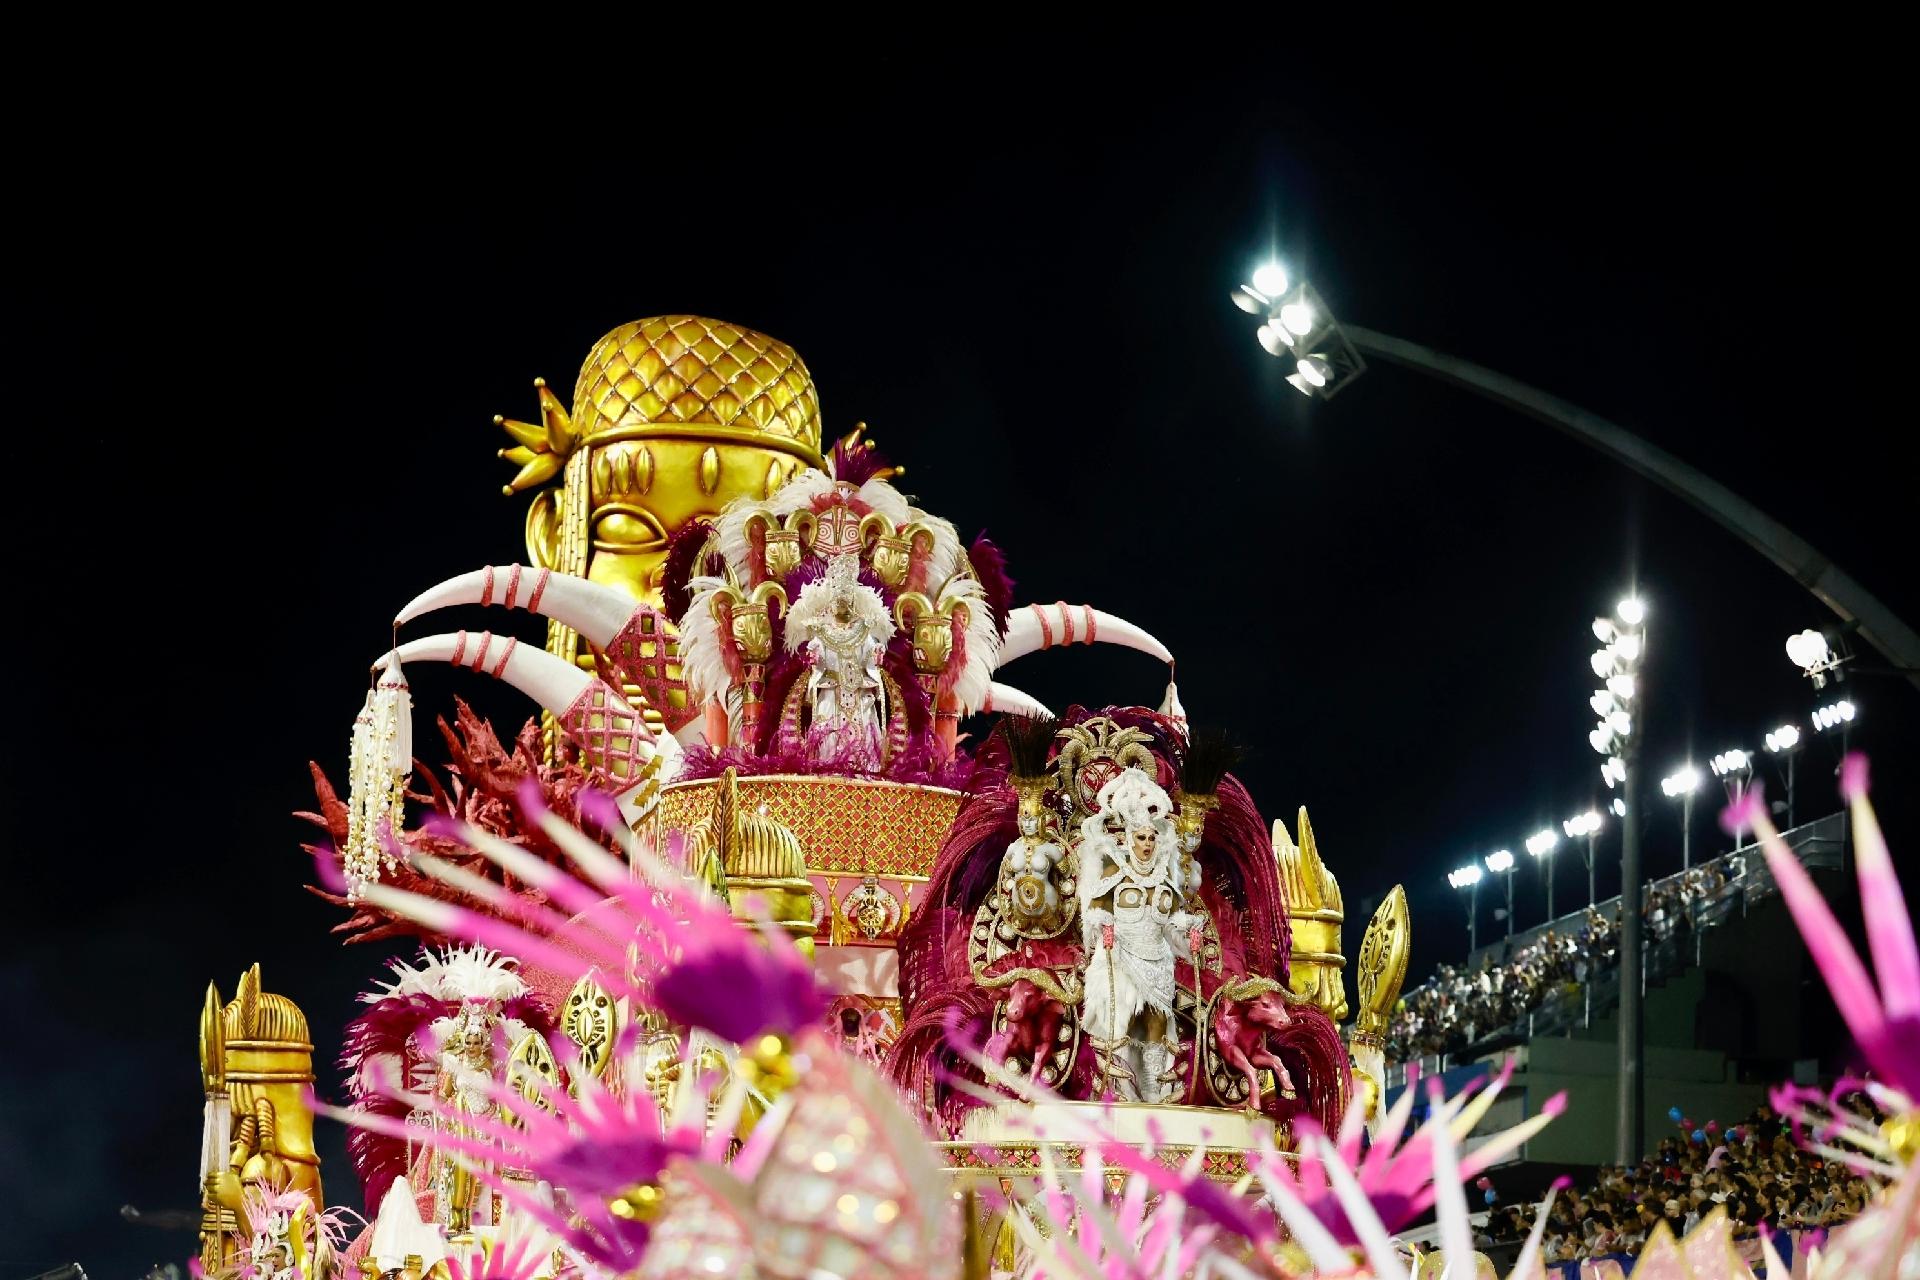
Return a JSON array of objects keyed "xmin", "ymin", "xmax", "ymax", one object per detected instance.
[
  {"xmin": 498, "ymin": 317, "xmax": 826, "ymax": 722},
  {"xmin": 1274, "ymin": 807, "xmax": 1348, "ymax": 1023}
]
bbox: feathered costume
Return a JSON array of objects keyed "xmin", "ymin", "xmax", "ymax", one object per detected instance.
[{"xmin": 340, "ymin": 945, "xmax": 554, "ymax": 1214}]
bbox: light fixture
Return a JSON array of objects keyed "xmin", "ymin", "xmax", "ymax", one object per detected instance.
[
  {"xmin": 1564, "ymin": 810, "xmax": 1602, "ymax": 838},
  {"xmin": 1593, "ymin": 617, "xmax": 1616, "ymax": 643},
  {"xmin": 1591, "ymin": 649, "xmax": 1616, "ymax": 678},
  {"xmin": 1230, "ymin": 285, "xmax": 1269, "ymax": 315},
  {"xmin": 1616, "ymin": 597, "xmax": 1647, "ymax": 626},
  {"xmin": 1591, "ymin": 690, "xmax": 1618, "ymax": 717},
  {"xmin": 1764, "ymin": 724, "xmax": 1801, "ymax": 753},
  {"xmin": 1251, "ymin": 263, "xmax": 1289, "ymax": 296},
  {"xmin": 1614, "ymin": 632, "xmax": 1644, "ymax": 663},
  {"xmin": 1589, "ymin": 725, "xmax": 1615, "ymax": 755},
  {"xmin": 1608, "ymin": 710, "xmax": 1633, "ymax": 737},
  {"xmin": 1785, "ymin": 630, "xmax": 1829, "ymax": 670},
  {"xmin": 1710, "ymin": 749, "xmax": 1751, "ymax": 777},
  {"xmin": 1611, "ymin": 797, "xmax": 1628, "ymax": 817},
  {"xmin": 1256, "ymin": 322, "xmax": 1293, "ymax": 356},
  {"xmin": 1661, "ymin": 766, "xmax": 1702, "ymax": 797},
  {"xmin": 1601, "ymin": 755, "xmax": 1627, "ymax": 788},
  {"xmin": 1812, "ymin": 699, "xmax": 1857, "ymax": 732},
  {"xmin": 1526, "ymin": 830, "xmax": 1559, "ymax": 857},
  {"xmin": 1606, "ymin": 673, "xmax": 1637, "ymax": 700},
  {"xmin": 1484, "ymin": 849, "xmax": 1516, "ymax": 873},
  {"xmin": 1234, "ymin": 275, "xmax": 1368, "ymax": 399},
  {"xmin": 1448, "ymin": 864, "xmax": 1484, "ymax": 889}
]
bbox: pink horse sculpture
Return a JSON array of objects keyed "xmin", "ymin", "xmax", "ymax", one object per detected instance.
[
  {"xmin": 984, "ymin": 976, "xmax": 1070, "ymax": 1081},
  {"xmin": 1213, "ymin": 980, "xmax": 1298, "ymax": 1108}
]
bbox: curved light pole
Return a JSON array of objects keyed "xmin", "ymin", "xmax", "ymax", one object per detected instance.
[{"xmin": 1230, "ymin": 272, "xmax": 1920, "ymax": 691}]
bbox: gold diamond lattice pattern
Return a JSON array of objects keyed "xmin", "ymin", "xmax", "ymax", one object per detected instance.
[
  {"xmin": 571, "ymin": 316, "xmax": 821, "ymax": 458},
  {"xmin": 656, "ymin": 776, "xmax": 962, "ymax": 879}
]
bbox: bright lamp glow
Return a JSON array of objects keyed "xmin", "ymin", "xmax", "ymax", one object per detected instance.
[
  {"xmin": 1448, "ymin": 865, "xmax": 1483, "ymax": 889},
  {"xmin": 1590, "ymin": 690, "xmax": 1617, "ymax": 717},
  {"xmin": 1765, "ymin": 724, "xmax": 1801, "ymax": 753},
  {"xmin": 1295, "ymin": 355, "xmax": 1331, "ymax": 387},
  {"xmin": 1614, "ymin": 632, "xmax": 1644, "ymax": 663},
  {"xmin": 1616, "ymin": 597, "xmax": 1647, "ymax": 626},
  {"xmin": 1608, "ymin": 710, "xmax": 1633, "ymax": 737},
  {"xmin": 1279, "ymin": 301, "xmax": 1315, "ymax": 336},
  {"xmin": 1526, "ymin": 830, "xmax": 1558, "ymax": 857},
  {"xmin": 1484, "ymin": 849, "xmax": 1515, "ymax": 873},
  {"xmin": 1564, "ymin": 810, "xmax": 1602, "ymax": 838},
  {"xmin": 1606, "ymin": 673, "xmax": 1637, "ymax": 701},
  {"xmin": 1593, "ymin": 617, "xmax": 1616, "ymax": 643},
  {"xmin": 1602, "ymin": 756, "xmax": 1627, "ymax": 787},
  {"xmin": 1257, "ymin": 322, "xmax": 1293, "ymax": 356},
  {"xmin": 1589, "ymin": 726, "xmax": 1615, "ymax": 755},
  {"xmin": 1785, "ymin": 629, "xmax": 1829, "ymax": 670},
  {"xmin": 1710, "ymin": 749, "xmax": 1751, "ymax": 777},
  {"xmin": 1231, "ymin": 285, "xmax": 1267, "ymax": 315},
  {"xmin": 1661, "ymin": 766, "xmax": 1702, "ymax": 797},
  {"xmin": 1591, "ymin": 649, "xmax": 1616, "ymax": 678},
  {"xmin": 1813, "ymin": 699, "xmax": 1857, "ymax": 731},
  {"xmin": 1252, "ymin": 263, "xmax": 1289, "ymax": 296},
  {"xmin": 1612, "ymin": 797, "xmax": 1628, "ymax": 817}
]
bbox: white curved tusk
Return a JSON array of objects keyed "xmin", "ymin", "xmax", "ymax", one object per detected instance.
[
  {"xmin": 982, "ymin": 682, "xmax": 1053, "ymax": 718},
  {"xmin": 394, "ymin": 566, "xmax": 639, "ymax": 648},
  {"xmin": 385, "ymin": 634, "xmax": 679, "ymax": 819},
  {"xmin": 993, "ymin": 602, "xmax": 1174, "ymax": 669},
  {"xmin": 390, "ymin": 633, "xmax": 598, "ymax": 715}
]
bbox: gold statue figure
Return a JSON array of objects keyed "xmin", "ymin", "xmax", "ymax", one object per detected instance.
[{"xmin": 199, "ymin": 964, "xmax": 323, "ymax": 1272}]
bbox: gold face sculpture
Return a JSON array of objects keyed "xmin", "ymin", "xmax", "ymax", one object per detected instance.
[
  {"xmin": 498, "ymin": 317, "xmax": 826, "ymax": 719},
  {"xmin": 1274, "ymin": 807, "xmax": 1349, "ymax": 1023},
  {"xmin": 561, "ymin": 972, "xmax": 618, "ymax": 1080}
]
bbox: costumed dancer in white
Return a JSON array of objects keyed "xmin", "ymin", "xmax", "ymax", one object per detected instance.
[
  {"xmin": 1078, "ymin": 767, "xmax": 1205, "ymax": 1102},
  {"xmin": 790, "ymin": 554, "xmax": 891, "ymax": 770}
]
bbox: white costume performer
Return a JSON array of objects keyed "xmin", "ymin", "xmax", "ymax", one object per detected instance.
[
  {"xmin": 1078, "ymin": 767, "xmax": 1204, "ymax": 1101},
  {"xmin": 791, "ymin": 554, "xmax": 890, "ymax": 769}
]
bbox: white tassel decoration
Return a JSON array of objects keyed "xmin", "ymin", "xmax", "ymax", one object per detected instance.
[{"xmin": 343, "ymin": 653, "xmax": 412, "ymax": 899}]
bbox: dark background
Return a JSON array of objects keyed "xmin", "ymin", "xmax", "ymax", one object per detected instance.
[{"xmin": 3, "ymin": 38, "xmax": 1913, "ymax": 1279}]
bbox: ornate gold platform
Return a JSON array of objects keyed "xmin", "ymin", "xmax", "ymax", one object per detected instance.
[{"xmin": 938, "ymin": 1101, "xmax": 1277, "ymax": 1185}]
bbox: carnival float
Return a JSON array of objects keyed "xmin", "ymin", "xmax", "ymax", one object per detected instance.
[{"xmin": 194, "ymin": 317, "xmax": 1918, "ymax": 1280}]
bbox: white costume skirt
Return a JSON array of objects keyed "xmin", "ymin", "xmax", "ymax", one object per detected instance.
[{"xmin": 1082, "ymin": 938, "xmax": 1177, "ymax": 1039}]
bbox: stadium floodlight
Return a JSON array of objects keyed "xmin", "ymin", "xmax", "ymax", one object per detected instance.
[
  {"xmin": 1484, "ymin": 849, "xmax": 1516, "ymax": 874},
  {"xmin": 1764, "ymin": 724, "xmax": 1801, "ymax": 753},
  {"xmin": 1661, "ymin": 766, "xmax": 1702, "ymax": 797},
  {"xmin": 1786, "ymin": 628, "xmax": 1849, "ymax": 688},
  {"xmin": 1606, "ymin": 673, "xmax": 1637, "ymax": 701},
  {"xmin": 1591, "ymin": 690, "xmax": 1618, "ymax": 717},
  {"xmin": 1232, "ymin": 274, "xmax": 1368, "ymax": 399},
  {"xmin": 1710, "ymin": 749, "xmax": 1751, "ymax": 778},
  {"xmin": 1613, "ymin": 632, "xmax": 1644, "ymax": 663},
  {"xmin": 1251, "ymin": 263, "xmax": 1289, "ymax": 296},
  {"xmin": 1812, "ymin": 699, "xmax": 1857, "ymax": 732},
  {"xmin": 1608, "ymin": 710, "xmax": 1634, "ymax": 737},
  {"xmin": 1591, "ymin": 648, "xmax": 1617, "ymax": 678},
  {"xmin": 1602, "ymin": 756, "xmax": 1627, "ymax": 788},
  {"xmin": 1616, "ymin": 597, "xmax": 1647, "ymax": 626},
  {"xmin": 1593, "ymin": 617, "xmax": 1616, "ymax": 644},
  {"xmin": 1611, "ymin": 797, "xmax": 1628, "ymax": 817},
  {"xmin": 1526, "ymin": 830, "xmax": 1559, "ymax": 857},
  {"xmin": 1564, "ymin": 810, "xmax": 1603, "ymax": 838}
]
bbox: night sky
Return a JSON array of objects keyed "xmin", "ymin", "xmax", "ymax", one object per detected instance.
[{"xmin": 4, "ymin": 43, "xmax": 1914, "ymax": 1280}]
